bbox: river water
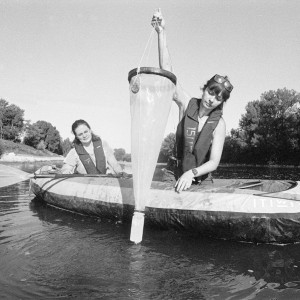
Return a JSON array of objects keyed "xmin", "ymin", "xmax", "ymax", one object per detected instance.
[{"xmin": 1, "ymin": 162, "xmax": 300, "ymax": 299}]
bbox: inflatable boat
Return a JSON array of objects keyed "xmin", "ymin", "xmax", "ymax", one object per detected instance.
[{"xmin": 29, "ymin": 175, "xmax": 300, "ymax": 244}]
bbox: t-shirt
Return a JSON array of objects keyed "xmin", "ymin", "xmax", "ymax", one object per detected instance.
[{"xmin": 198, "ymin": 116, "xmax": 209, "ymax": 132}]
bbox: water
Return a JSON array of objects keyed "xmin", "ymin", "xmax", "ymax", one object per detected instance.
[{"xmin": 1, "ymin": 162, "xmax": 300, "ymax": 299}]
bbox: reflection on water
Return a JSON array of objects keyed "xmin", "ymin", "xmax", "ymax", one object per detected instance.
[{"xmin": 1, "ymin": 162, "xmax": 300, "ymax": 299}]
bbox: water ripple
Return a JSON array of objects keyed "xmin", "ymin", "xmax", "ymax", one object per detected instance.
[{"xmin": 2, "ymin": 163, "xmax": 300, "ymax": 299}]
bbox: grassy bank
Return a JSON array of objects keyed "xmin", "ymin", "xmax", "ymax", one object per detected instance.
[{"xmin": 0, "ymin": 139, "xmax": 62, "ymax": 159}]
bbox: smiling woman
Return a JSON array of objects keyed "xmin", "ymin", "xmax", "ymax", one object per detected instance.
[{"xmin": 61, "ymin": 119, "xmax": 123, "ymax": 175}]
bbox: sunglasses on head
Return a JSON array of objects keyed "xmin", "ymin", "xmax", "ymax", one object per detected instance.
[{"xmin": 212, "ymin": 74, "xmax": 233, "ymax": 92}]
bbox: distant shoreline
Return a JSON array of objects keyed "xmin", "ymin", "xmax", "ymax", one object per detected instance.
[
  {"xmin": 1, "ymin": 153, "xmax": 299, "ymax": 168},
  {"xmin": 0, "ymin": 152, "xmax": 64, "ymax": 162}
]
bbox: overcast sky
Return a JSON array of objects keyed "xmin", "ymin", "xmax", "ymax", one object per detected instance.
[{"xmin": 1, "ymin": 0, "xmax": 299, "ymax": 151}]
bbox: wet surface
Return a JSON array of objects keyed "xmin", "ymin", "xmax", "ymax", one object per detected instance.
[{"xmin": 1, "ymin": 162, "xmax": 300, "ymax": 299}]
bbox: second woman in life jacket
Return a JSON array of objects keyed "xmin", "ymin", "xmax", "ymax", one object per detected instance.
[
  {"xmin": 61, "ymin": 119, "xmax": 123, "ymax": 175},
  {"xmin": 151, "ymin": 9, "xmax": 233, "ymax": 193}
]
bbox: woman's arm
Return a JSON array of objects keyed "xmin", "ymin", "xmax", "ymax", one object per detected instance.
[
  {"xmin": 174, "ymin": 84, "xmax": 190, "ymax": 121},
  {"xmin": 175, "ymin": 118, "xmax": 226, "ymax": 192},
  {"xmin": 60, "ymin": 149, "xmax": 77, "ymax": 174},
  {"xmin": 151, "ymin": 8, "xmax": 172, "ymax": 72},
  {"xmin": 152, "ymin": 9, "xmax": 189, "ymax": 121}
]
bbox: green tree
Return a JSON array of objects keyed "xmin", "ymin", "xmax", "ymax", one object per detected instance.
[
  {"xmin": 45, "ymin": 125, "xmax": 62, "ymax": 154},
  {"xmin": 114, "ymin": 148, "xmax": 126, "ymax": 161},
  {"xmin": 24, "ymin": 120, "xmax": 62, "ymax": 154},
  {"xmin": 61, "ymin": 138, "xmax": 73, "ymax": 156},
  {"xmin": 160, "ymin": 133, "xmax": 176, "ymax": 158},
  {"xmin": 123, "ymin": 153, "xmax": 131, "ymax": 162},
  {"xmin": 222, "ymin": 129, "xmax": 251, "ymax": 164},
  {"xmin": 23, "ymin": 122, "xmax": 41, "ymax": 148},
  {"xmin": 0, "ymin": 103, "xmax": 3, "ymax": 139},
  {"xmin": 36, "ymin": 140, "xmax": 46, "ymax": 150},
  {"xmin": 0, "ymin": 99, "xmax": 25, "ymax": 142},
  {"xmin": 237, "ymin": 88, "xmax": 300, "ymax": 164},
  {"xmin": 0, "ymin": 139, "xmax": 4, "ymax": 157},
  {"xmin": 156, "ymin": 133, "xmax": 176, "ymax": 163}
]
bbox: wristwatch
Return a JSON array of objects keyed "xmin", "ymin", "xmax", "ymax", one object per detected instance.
[{"xmin": 192, "ymin": 168, "xmax": 198, "ymax": 176}]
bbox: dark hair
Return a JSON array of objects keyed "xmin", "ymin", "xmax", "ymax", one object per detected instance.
[
  {"xmin": 202, "ymin": 76, "xmax": 231, "ymax": 102},
  {"xmin": 71, "ymin": 119, "xmax": 99, "ymax": 145},
  {"xmin": 71, "ymin": 119, "xmax": 91, "ymax": 135}
]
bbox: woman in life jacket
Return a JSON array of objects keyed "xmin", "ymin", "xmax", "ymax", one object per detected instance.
[
  {"xmin": 61, "ymin": 119, "xmax": 123, "ymax": 175},
  {"xmin": 152, "ymin": 9, "xmax": 233, "ymax": 193}
]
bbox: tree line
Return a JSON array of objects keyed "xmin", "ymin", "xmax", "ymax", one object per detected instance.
[
  {"xmin": 1, "ymin": 87, "xmax": 300, "ymax": 165},
  {"xmin": 159, "ymin": 88, "xmax": 300, "ymax": 166},
  {"xmin": 0, "ymin": 98, "xmax": 66, "ymax": 155},
  {"xmin": 0, "ymin": 98, "xmax": 131, "ymax": 160}
]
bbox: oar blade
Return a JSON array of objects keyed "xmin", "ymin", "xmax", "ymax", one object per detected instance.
[{"xmin": 0, "ymin": 164, "xmax": 31, "ymax": 188}]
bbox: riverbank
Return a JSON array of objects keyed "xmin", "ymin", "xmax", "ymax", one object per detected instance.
[
  {"xmin": 0, "ymin": 152, "xmax": 64, "ymax": 162},
  {"xmin": 0, "ymin": 139, "xmax": 64, "ymax": 162}
]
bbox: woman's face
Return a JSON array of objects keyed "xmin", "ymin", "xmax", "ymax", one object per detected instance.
[
  {"xmin": 202, "ymin": 87, "xmax": 224, "ymax": 110},
  {"xmin": 74, "ymin": 124, "xmax": 92, "ymax": 145}
]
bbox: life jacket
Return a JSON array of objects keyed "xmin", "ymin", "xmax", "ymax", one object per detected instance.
[
  {"xmin": 176, "ymin": 98, "xmax": 223, "ymax": 179},
  {"xmin": 74, "ymin": 137, "xmax": 107, "ymax": 174}
]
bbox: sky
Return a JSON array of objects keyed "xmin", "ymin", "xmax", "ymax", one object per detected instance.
[{"xmin": 0, "ymin": 0, "xmax": 299, "ymax": 152}]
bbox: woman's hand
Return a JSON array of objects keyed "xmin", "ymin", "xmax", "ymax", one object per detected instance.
[
  {"xmin": 151, "ymin": 8, "xmax": 165, "ymax": 33},
  {"xmin": 60, "ymin": 163, "xmax": 74, "ymax": 174},
  {"xmin": 175, "ymin": 170, "xmax": 194, "ymax": 193}
]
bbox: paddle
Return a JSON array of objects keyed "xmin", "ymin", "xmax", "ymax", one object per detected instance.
[
  {"xmin": 0, "ymin": 164, "xmax": 33, "ymax": 187},
  {"xmin": 0, "ymin": 164, "xmax": 129, "ymax": 188}
]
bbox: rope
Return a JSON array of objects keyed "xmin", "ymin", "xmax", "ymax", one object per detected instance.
[
  {"xmin": 131, "ymin": 25, "xmax": 156, "ymax": 89},
  {"xmin": 136, "ymin": 26, "xmax": 156, "ymax": 74},
  {"xmin": 145, "ymin": 26, "xmax": 155, "ymax": 65},
  {"xmin": 132, "ymin": 20, "xmax": 179, "ymax": 133}
]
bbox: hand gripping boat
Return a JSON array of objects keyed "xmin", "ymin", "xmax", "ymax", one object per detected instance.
[{"xmin": 30, "ymin": 175, "xmax": 300, "ymax": 244}]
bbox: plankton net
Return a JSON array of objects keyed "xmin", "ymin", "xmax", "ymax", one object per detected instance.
[{"xmin": 128, "ymin": 67, "xmax": 177, "ymax": 243}]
